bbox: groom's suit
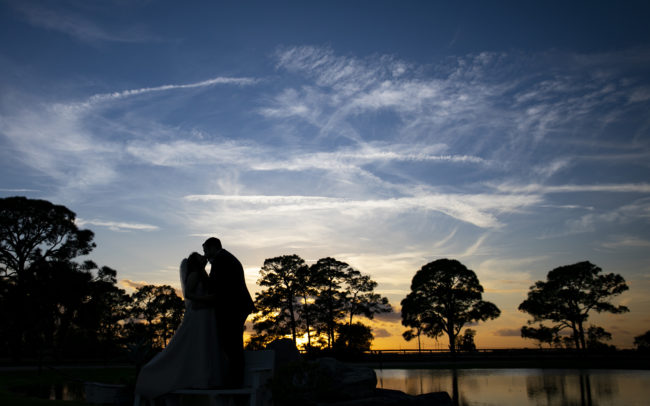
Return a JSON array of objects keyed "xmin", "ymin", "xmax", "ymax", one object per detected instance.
[{"xmin": 208, "ymin": 248, "xmax": 254, "ymax": 387}]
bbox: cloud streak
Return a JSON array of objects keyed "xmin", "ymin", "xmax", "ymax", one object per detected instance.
[
  {"xmin": 184, "ymin": 191, "xmax": 541, "ymax": 230},
  {"xmin": 86, "ymin": 77, "xmax": 258, "ymax": 105},
  {"xmin": 0, "ymin": 75, "xmax": 259, "ymax": 192},
  {"xmin": 12, "ymin": 2, "xmax": 158, "ymax": 43},
  {"xmin": 77, "ymin": 219, "xmax": 159, "ymax": 232},
  {"xmin": 494, "ymin": 183, "xmax": 650, "ymax": 194}
]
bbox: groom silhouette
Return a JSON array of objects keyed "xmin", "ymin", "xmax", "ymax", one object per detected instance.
[{"xmin": 202, "ymin": 237, "xmax": 254, "ymax": 388}]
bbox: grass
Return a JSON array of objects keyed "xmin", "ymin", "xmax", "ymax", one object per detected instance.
[{"xmin": 0, "ymin": 367, "xmax": 136, "ymax": 406}]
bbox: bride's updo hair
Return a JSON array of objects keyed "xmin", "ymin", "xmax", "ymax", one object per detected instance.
[{"xmin": 186, "ymin": 252, "xmax": 205, "ymax": 273}]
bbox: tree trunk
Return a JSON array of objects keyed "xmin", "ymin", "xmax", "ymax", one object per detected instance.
[
  {"xmin": 448, "ymin": 319, "xmax": 456, "ymax": 354},
  {"xmin": 578, "ymin": 321, "xmax": 586, "ymax": 350},
  {"xmin": 303, "ymin": 297, "xmax": 312, "ymax": 347},
  {"xmin": 288, "ymin": 294, "xmax": 297, "ymax": 344},
  {"xmin": 571, "ymin": 322, "xmax": 580, "ymax": 350},
  {"xmin": 327, "ymin": 284, "xmax": 334, "ymax": 348}
]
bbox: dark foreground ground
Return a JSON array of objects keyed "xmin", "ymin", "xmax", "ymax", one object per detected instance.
[{"xmin": 1, "ymin": 350, "xmax": 648, "ymax": 405}]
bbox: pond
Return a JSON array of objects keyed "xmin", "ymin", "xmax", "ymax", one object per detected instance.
[{"xmin": 375, "ymin": 368, "xmax": 650, "ymax": 406}]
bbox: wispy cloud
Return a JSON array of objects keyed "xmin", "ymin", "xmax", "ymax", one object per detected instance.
[
  {"xmin": 86, "ymin": 77, "xmax": 258, "ymax": 105},
  {"xmin": 13, "ymin": 2, "xmax": 158, "ymax": 43},
  {"xmin": 494, "ymin": 329, "xmax": 521, "ymax": 337},
  {"xmin": 494, "ymin": 183, "xmax": 650, "ymax": 194},
  {"xmin": 601, "ymin": 236, "xmax": 650, "ymax": 249},
  {"xmin": 458, "ymin": 233, "xmax": 489, "ymax": 257},
  {"xmin": 119, "ymin": 279, "xmax": 182, "ymax": 297},
  {"xmin": 126, "ymin": 138, "xmax": 489, "ymax": 197},
  {"xmin": 184, "ymin": 192, "xmax": 541, "ymax": 229},
  {"xmin": 119, "ymin": 279, "xmax": 149, "ymax": 291},
  {"xmin": 265, "ymin": 46, "xmax": 504, "ymax": 144},
  {"xmin": 2, "ymin": 45, "xmax": 649, "ymax": 315},
  {"xmin": 0, "ymin": 76, "xmax": 259, "ymax": 191},
  {"xmin": 373, "ymin": 328, "xmax": 393, "ymax": 338},
  {"xmin": 564, "ymin": 198, "xmax": 650, "ymax": 234},
  {"xmin": 267, "ymin": 46, "xmax": 650, "ymax": 186},
  {"xmin": 0, "ymin": 188, "xmax": 40, "ymax": 193},
  {"xmin": 76, "ymin": 218, "xmax": 159, "ymax": 232}
]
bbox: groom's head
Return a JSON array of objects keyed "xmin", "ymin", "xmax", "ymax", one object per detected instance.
[{"xmin": 202, "ymin": 237, "xmax": 222, "ymax": 261}]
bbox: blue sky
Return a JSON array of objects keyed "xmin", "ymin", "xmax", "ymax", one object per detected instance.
[{"xmin": 1, "ymin": 0, "xmax": 649, "ymax": 348}]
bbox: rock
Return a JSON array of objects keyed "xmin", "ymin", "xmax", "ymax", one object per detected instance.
[
  {"xmin": 316, "ymin": 388, "xmax": 452, "ymax": 406},
  {"xmin": 266, "ymin": 338, "xmax": 302, "ymax": 369},
  {"xmin": 269, "ymin": 355, "xmax": 451, "ymax": 406},
  {"xmin": 415, "ymin": 391, "xmax": 454, "ymax": 405},
  {"xmin": 314, "ymin": 358, "xmax": 377, "ymax": 399}
]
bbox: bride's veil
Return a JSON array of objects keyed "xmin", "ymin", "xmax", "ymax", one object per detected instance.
[{"xmin": 179, "ymin": 258, "xmax": 189, "ymax": 304}]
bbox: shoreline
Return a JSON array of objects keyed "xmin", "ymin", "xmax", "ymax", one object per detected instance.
[{"xmin": 346, "ymin": 351, "xmax": 650, "ymax": 370}]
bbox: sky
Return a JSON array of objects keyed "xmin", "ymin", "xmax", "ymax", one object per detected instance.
[{"xmin": 1, "ymin": 0, "xmax": 649, "ymax": 349}]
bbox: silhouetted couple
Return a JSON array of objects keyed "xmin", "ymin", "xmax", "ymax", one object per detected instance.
[{"xmin": 135, "ymin": 237, "xmax": 254, "ymax": 404}]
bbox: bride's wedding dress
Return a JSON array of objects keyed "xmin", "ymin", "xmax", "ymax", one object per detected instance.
[{"xmin": 135, "ymin": 259, "xmax": 225, "ymax": 401}]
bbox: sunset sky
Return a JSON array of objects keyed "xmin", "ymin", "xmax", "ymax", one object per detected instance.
[{"xmin": 1, "ymin": 1, "xmax": 649, "ymax": 349}]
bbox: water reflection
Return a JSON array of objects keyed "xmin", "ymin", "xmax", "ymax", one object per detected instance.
[{"xmin": 375, "ymin": 369, "xmax": 650, "ymax": 406}]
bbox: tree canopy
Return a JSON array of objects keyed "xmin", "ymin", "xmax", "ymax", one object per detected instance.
[
  {"xmin": 401, "ymin": 258, "xmax": 500, "ymax": 353},
  {"xmin": 252, "ymin": 255, "xmax": 307, "ymax": 345},
  {"xmin": 0, "ymin": 196, "xmax": 187, "ymax": 361},
  {"xmin": 634, "ymin": 330, "xmax": 650, "ymax": 351},
  {"xmin": 250, "ymin": 254, "xmax": 391, "ymax": 350},
  {"xmin": 0, "ymin": 196, "xmax": 95, "ymax": 284},
  {"xmin": 130, "ymin": 284, "xmax": 185, "ymax": 348},
  {"xmin": 0, "ymin": 196, "xmax": 96, "ymax": 359},
  {"xmin": 518, "ymin": 261, "xmax": 629, "ymax": 350}
]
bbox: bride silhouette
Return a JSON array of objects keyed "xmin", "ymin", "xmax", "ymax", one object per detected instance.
[{"xmin": 135, "ymin": 252, "xmax": 226, "ymax": 403}]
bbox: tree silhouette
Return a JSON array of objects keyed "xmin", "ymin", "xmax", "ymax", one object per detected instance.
[
  {"xmin": 294, "ymin": 262, "xmax": 319, "ymax": 348},
  {"xmin": 521, "ymin": 324, "xmax": 560, "ymax": 348},
  {"xmin": 0, "ymin": 196, "xmax": 95, "ymax": 359},
  {"xmin": 252, "ymin": 255, "xmax": 307, "ymax": 345},
  {"xmin": 26, "ymin": 258, "xmax": 94, "ymax": 359},
  {"xmin": 401, "ymin": 259, "xmax": 500, "ymax": 353},
  {"xmin": 84, "ymin": 263, "xmax": 131, "ymax": 360},
  {"xmin": 343, "ymin": 271, "xmax": 392, "ymax": 327},
  {"xmin": 334, "ymin": 322, "xmax": 373, "ymax": 352},
  {"xmin": 634, "ymin": 331, "xmax": 650, "ymax": 351},
  {"xmin": 586, "ymin": 325, "xmax": 614, "ymax": 350},
  {"xmin": 0, "ymin": 196, "xmax": 95, "ymax": 284},
  {"xmin": 310, "ymin": 257, "xmax": 349, "ymax": 348},
  {"xmin": 459, "ymin": 328, "xmax": 477, "ymax": 352},
  {"xmin": 401, "ymin": 291, "xmax": 440, "ymax": 352},
  {"xmin": 130, "ymin": 284, "xmax": 184, "ymax": 348},
  {"xmin": 518, "ymin": 261, "xmax": 628, "ymax": 350},
  {"xmin": 250, "ymin": 255, "xmax": 391, "ymax": 350}
]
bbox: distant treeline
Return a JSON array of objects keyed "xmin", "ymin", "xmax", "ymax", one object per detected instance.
[{"xmin": 1, "ymin": 197, "xmax": 648, "ymax": 363}]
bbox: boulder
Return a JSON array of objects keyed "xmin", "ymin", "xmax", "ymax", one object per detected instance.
[
  {"xmin": 270, "ymin": 356, "xmax": 451, "ymax": 406},
  {"xmin": 266, "ymin": 338, "xmax": 302, "ymax": 369},
  {"xmin": 314, "ymin": 357, "xmax": 377, "ymax": 399},
  {"xmin": 316, "ymin": 389, "xmax": 452, "ymax": 406}
]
